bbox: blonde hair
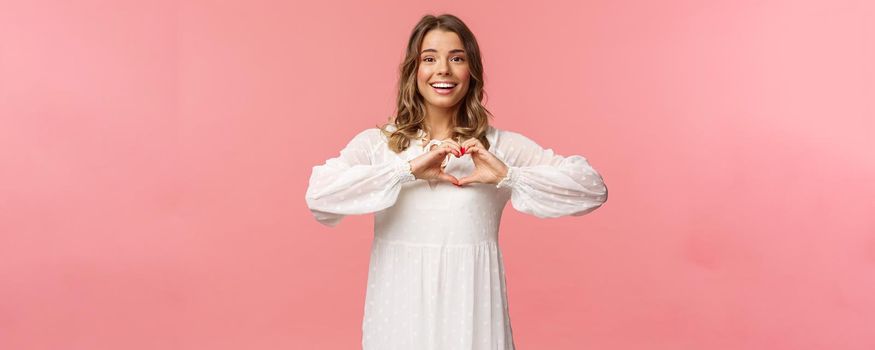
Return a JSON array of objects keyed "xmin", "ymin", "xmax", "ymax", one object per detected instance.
[{"xmin": 377, "ymin": 13, "xmax": 494, "ymax": 153}]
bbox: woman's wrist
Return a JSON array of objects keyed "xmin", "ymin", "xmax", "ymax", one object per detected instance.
[
  {"xmin": 495, "ymin": 166, "xmax": 516, "ymax": 188},
  {"xmin": 408, "ymin": 160, "xmax": 417, "ymax": 179},
  {"xmin": 497, "ymin": 164, "xmax": 509, "ymax": 180}
]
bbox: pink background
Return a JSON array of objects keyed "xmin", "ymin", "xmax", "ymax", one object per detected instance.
[{"xmin": 2, "ymin": 1, "xmax": 874, "ymax": 349}]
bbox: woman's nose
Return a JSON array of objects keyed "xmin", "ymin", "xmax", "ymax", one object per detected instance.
[{"xmin": 437, "ymin": 59, "xmax": 450, "ymax": 75}]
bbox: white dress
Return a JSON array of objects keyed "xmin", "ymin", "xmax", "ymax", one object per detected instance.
[{"xmin": 305, "ymin": 124, "xmax": 608, "ymax": 350}]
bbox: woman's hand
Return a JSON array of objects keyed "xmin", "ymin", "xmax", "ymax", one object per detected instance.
[
  {"xmin": 408, "ymin": 140, "xmax": 461, "ymax": 185},
  {"xmin": 457, "ymin": 138, "xmax": 509, "ymax": 186}
]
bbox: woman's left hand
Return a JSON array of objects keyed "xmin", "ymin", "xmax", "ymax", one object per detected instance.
[{"xmin": 456, "ymin": 137, "xmax": 509, "ymax": 186}]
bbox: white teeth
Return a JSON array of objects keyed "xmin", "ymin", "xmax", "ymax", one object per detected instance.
[{"xmin": 431, "ymin": 82, "xmax": 456, "ymax": 88}]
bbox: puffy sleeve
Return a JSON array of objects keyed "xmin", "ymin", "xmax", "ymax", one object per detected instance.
[
  {"xmin": 304, "ymin": 128, "xmax": 416, "ymax": 227},
  {"xmin": 492, "ymin": 129, "xmax": 608, "ymax": 218}
]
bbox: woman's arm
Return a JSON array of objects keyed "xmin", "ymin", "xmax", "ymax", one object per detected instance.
[
  {"xmin": 305, "ymin": 128, "xmax": 416, "ymax": 227},
  {"xmin": 493, "ymin": 129, "xmax": 608, "ymax": 218}
]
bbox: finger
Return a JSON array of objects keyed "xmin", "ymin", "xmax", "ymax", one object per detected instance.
[
  {"xmin": 425, "ymin": 146, "xmax": 452, "ymax": 162},
  {"xmin": 436, "ymin": 144, "xmax": 459, "ymax": 158},
  {"xmin": 437, "ymin": 172, "xmax": 459, "ymax": 185},
  {"xmin": 461, "ymin": 138, "xmax": 484, "ymax": 149},
  {"xmin": 461, "ymin": 138, "xmax": 475, "ymax": 149},
  {"xmin": 460, "ymin": 139, "xmax": 476, "ymax": 155},
  {"xmin": 440, "ymin": 139, "xmax": 462, "ymax": 156},
  {"xmin": 445, "ymin": 143, "xmax": 461, "ymax": 157},
  {"xmin": 421, "ymin": 147, "xmax": 451, "ymax": 166},
  {"xmin": 471, "ymin": 146, "xmax": 496, "ymax": 162},
  {"xmin": 456, "ymin": 174, "xmax": 481, "ymax": 186},
  {"xmin": 435, "ymin": 145, "xmax": 455, "ymax": 156},
  {"xmin": 467, "ymin": 145, "xmax": 483, "ymax": 156}
]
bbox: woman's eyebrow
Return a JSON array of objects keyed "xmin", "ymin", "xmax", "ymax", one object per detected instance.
[{"xmin": 420, "ymin": 49, "xmax": 466, "ymax": 54}]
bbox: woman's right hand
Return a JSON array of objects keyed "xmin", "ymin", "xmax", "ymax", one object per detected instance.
[{"xmin": 408, "ymin": 141, "xmax": 461, "ymax": 185}]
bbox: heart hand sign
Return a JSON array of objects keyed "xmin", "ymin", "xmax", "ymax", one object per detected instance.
[
  {"xmin": 408, "ymin": 140, "xmax": 461, "ymax": 186},
  {"xmin": 455, "ymin": 137, "xmax": 509, "ymax": 187}
]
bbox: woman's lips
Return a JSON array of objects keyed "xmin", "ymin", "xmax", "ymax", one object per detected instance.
[{"xmin": 432, "ymin": 85, "xmax": 455, "ymax": 95}]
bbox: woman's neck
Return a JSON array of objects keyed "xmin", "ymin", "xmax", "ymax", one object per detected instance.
[{"xmin": 423, "ymin": 105, "xmax": 458, "ymax": 141}]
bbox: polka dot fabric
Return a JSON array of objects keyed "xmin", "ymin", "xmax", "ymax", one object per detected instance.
[{"xmin": 305, "ymin": 124, "xmax": 608, "ymax": 349}]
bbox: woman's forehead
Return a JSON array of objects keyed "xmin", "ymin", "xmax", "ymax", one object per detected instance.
[{"xmin": 420, "ymin": 30, "xmax": 464, "ymax": 52}]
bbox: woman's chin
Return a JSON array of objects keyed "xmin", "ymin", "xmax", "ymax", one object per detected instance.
[
  {"xmin": 428, "ymin": 103, "xmax": 459, "ymax": 110},
  {"xmin": 425, "ymin": 98, "xmax": 462, "ymax": 109}
]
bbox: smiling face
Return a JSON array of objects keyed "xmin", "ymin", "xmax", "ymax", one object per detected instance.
[{"xmin": 416, "ymin": 29, "xmax": 471, "ymax": 113}]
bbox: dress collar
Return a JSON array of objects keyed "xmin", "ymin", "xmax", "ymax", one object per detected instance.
[
  {"xmin": 408, "ymin": 125, "xmax": 498, "ymax": 152},
  {"xmin": 416, "ymin": 129, "xmax": 434, "ymax": 151}
]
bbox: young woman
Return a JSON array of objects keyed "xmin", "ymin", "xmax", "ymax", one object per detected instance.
[{"xmin": 305, "ymin": 13, "xmax": 608, "ymax": 350}]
